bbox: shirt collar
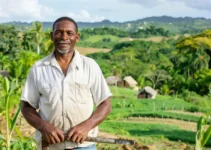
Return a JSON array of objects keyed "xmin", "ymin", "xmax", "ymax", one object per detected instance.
[{"xmin": 43, "ymin": 49, "xmax": 81, "ymax": 70}]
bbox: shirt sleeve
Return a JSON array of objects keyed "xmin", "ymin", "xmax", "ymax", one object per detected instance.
[
  {"xmin": 90, "ymin": 60, "xmax": 112, "ymax": 107},
  {"xmin": 20, "ymin": 68, "xmax": 40, "ymax": 109}
]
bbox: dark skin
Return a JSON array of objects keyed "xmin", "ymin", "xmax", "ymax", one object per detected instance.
[
  {"xmin": 21, "ymin": 19, "xmax": 112, "ymax": 146},
  {"xmin": 50, "ymin": 20, "xmax": 80, "ymax": 76}
]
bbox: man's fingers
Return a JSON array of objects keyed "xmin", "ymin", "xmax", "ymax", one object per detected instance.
[
  {"xmin": 53, "ymin": 133, "xmax": 61, "ymax": 143},
  {"xmin": 80, "ymin": 136, "xmax": 87, "ymax": 144},
  {"xmin": 49, "ymin": 136, "xmax": 56, "ymax": 144},
  {"xmin": 57, "ymin": 130, "xmax": 65, "ymax": 142},
  {"xmin": 75, "ymin": 135, "xmax": 83, "ymax": 143},
  {"xmin": 71, "ymin": 133, "xmax": 78, "ymax": 142},
  {"xmin": 66, "ymin": 129, "xmax": 74, "ymax": 140}
]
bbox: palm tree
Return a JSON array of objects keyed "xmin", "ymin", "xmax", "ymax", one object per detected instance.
[
  {"xmin": 192, "ymin": 48, "xmax": 209, "ymax": 71},
  {"xmin": 43, "ymin": 31, "xmax": 54, "ymax": 54},
  {"xmin": 30, "ymin": 22, "xmax": 43, "ymax": 54}
]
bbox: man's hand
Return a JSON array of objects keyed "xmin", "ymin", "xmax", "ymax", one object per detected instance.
[
  {"xmin": 40, "ymin": 121, "xmax": 65, "ymax": 145},
  {"xmin": 21, "ymin": 101, "xmax": 65, "ymax": 145},
  {"xmin": 65, "ymin": 122, "xmax": 89, "ymax": 144},
  {"xmin": 65, "ymin": 98, "xmax": 111, "ymax": 144}
]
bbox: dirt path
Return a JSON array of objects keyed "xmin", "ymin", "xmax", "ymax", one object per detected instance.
[{"xmin": 125, "ymin": 117, "xmax": 197, "ymax": 131}]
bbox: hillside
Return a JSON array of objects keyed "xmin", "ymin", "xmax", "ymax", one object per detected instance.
[{"xmin": 2, "ymin": 16, "xmax": 211, "ymax": 34}]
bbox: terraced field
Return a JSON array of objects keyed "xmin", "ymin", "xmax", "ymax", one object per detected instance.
[{"xmin": 97, "ymin": 86, "xmax": 211, "ymax": 150}]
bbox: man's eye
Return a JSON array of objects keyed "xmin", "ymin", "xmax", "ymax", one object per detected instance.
[
  {"xmin": 55, "ymin": 31, "xmax": 61, "ymax": 35},
  {"xmin": 67, "ymin": 32, "xmax": 74, "ymax": 36}
]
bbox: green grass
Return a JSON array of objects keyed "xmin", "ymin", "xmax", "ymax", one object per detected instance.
[
  {"xmin": 110, "ymin": 86, "xmax": 137, "ymax": 99},
  {"xmin": 108, "ymin": 86, "xmax": 209, "ymax": 122},
  {"xmin": 77, "ymin": 35, "xmax": 119, "ymax": 49},
  {"xmin": 100, "ymin": 86, "xmax": 211, "ymax": 149},
  {"xmin": 129, "ymin": 111, "xmax": 204, "ymax": 123},
  {"xmin": 100, "ymin": 121, "xmax": 211, "ymax": 146},
  {"xmin": 110, "ymin": 86, "xmax": 209, "ymax": 112},
  {"xmin": 82, "ymin": 35, "xmax": 119, "ymax": 43}
]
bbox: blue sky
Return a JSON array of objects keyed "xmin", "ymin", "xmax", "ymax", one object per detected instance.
[{"xmin": 0, "ymin": 0, "xmax": 211, "ymax": 23}]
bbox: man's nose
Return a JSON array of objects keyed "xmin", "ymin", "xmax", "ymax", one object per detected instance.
[{"xmin": 61, "ymin": 32, "xmax": 68, "ymax": 40}]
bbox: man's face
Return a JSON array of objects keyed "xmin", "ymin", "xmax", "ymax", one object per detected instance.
[{"xmin": 51, "ymin": 20, "xmax": 80, "ymax": 54}]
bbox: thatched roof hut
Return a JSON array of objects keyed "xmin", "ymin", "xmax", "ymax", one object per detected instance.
[
  {"xmin": 106, "ymin": 76, "xmax": 121, "ymax": 86},
  {"xmin": 117, "ymin": 76, "xmax": 138, "ymax": 91},
  {"xmin": 123, "ymin": 76, "xmax": 137, "ymax": 88},
  {"xmin": 137, "ymin": 86, "xmax": 157, "ymax": 99}
]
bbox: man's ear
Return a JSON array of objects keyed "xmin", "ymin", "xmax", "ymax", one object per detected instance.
[
  {"xmin": 76, "ymin": 33, "xmax": 80, "ymax": 42},
  {"xmin": 50, "ymin": 32, "xmax": 53, "ymax": 41}
]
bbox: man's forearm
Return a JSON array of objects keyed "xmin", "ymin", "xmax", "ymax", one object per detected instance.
[
  {"xmin": 84, "ymin": 97, "xmax": 112, "ymax": 131},
  {"xmin": 21, "ymin": 101, "xmax": 46, "ymax": 132}
]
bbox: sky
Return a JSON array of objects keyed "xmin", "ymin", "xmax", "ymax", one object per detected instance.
[{"xmin": 0, "ymin": 0, "xmax": 211, "ymax": 23}]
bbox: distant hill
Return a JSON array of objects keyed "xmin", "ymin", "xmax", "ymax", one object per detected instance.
[
  {"xmin": 132, "ymin": 16, "xmax": 211, "ymax": 23},
  {"xmin": 2, "ymin": 16, "xmax": 211, "ymax": 34}
]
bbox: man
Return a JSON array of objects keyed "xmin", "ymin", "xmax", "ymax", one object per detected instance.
[{"xmin": 21, "ymin": 17, "xmax": 112, "ymax": 150}]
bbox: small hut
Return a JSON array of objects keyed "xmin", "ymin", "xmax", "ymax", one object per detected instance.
[
  {"xmin": 106, "ymin": 76, "xmax": 121, "ymax": 86},
  {"xmin": 137, "ymin": 86, "xmax": 157, "ymax": 99},
  {"xmin": 118, "ymin": 76, "xmax": 138, "ymax": 90}
]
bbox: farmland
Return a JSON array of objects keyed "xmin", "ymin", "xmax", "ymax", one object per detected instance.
[
  {"xmin": 0, "ymin": 20, "xmax": 211, "ymax": 149},
  {"xmin": 97, "ymin": 87, "xmax": 211, "ymax": 150}
]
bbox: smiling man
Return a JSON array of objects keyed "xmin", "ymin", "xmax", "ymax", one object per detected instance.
[{"xmin": 20, "ymin": 17, "xmax": 112, "ymax": 150}]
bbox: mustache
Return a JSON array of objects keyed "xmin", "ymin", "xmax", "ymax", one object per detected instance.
[{"xmin": 57, "ymin": 40, "xmax": 71, "ymax": 44}]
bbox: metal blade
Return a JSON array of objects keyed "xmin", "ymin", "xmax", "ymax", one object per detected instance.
[{"xmin": 86, "ymin": 137, "xmax": 135, "ymax": 145}]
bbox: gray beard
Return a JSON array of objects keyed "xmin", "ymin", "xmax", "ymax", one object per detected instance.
[{"xmin": 57, "ymin": 48, "xmax": 70, "ymax": 54}]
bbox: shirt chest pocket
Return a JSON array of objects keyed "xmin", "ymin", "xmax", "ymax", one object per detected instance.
[
  {"xmin": 75, "ymin": 83, "xmax": 92, "ymax": 104},
  {"xmin": 38, "ymin": 81, "xmax": 56, "ymax": 98}
]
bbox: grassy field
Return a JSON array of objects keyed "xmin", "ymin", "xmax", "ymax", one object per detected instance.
[
  {"xmin": 97, "ymin": 86, "xmax": 211, "ymax": 150},
  {"xmin": 119, "ymin": 35, "xmax": 180, "ymax": 43},
  {"xmin": 81, "ymin": 35, "xmax": 119, "ymax": 43},
  {"xmin": 75, "ymin": 46, "xmax": 111, "ymax": 55}
]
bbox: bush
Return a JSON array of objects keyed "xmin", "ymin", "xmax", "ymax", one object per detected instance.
[{"xmin": 185, "ymin": 106, "xmax": 200, "ymax": 112}]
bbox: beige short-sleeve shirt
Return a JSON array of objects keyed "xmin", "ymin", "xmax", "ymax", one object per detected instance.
[{"xmin": 20, "ymin": 50, "xmax": 112, "ymax": 150}]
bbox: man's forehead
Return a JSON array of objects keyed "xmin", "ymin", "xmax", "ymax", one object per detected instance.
[{"xmin": 54, "ymin": 20, "xmax": 76, "ymax": 30}]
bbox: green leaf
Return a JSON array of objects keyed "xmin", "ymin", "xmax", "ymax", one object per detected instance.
[
  {"xmin": 2, "ymin": 77, "xmax": 10, "ymax": 96},
  {"xmin": 0, "ymin": 134, "xmax": 6, "ymax": 141},
  {"xmin": 201, "ymin": 125, "xmax": 211, "ymax": 147},
  {"xmin": 10, "ymin": 105, "xmax": 21, "ymax": 137},
  {"xmin": 197, "ymin": 116, "xmax": 205, "ymax": 131},
  {"xmin": 14, "ymin": 127, "xmax": 23, "ymax": 140}
]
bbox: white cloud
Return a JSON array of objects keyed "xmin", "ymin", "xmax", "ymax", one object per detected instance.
[
  {"xmin": 121, "ymin": 0, "xmax": 167, "ymax": 7},
  {"xmin": 0, "ymin": 0, "xmax": 57, "ymax": 22},
  {"xmin": 121, "ymin": 0, "xmax": 211, "ymax": 11},
  {"xmin": 179, "ymin": 0, "xmax": 211, "ymax": 11},
  {"xmin": 67, "ymin": 10, "xmax": 105, "ymax": 22}
]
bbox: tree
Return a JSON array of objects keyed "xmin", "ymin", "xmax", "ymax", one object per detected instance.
[
  {"xmin": 0, "ymin": 25, "xmax": 21, "ymax": 56},
  {"xmin": 193, "ymin": 69, "xmax": 211, "ymax": 95},
  {"xmin": 0, "ymin": 52, "xmax": 9, "ymax": 70},
  {"xmin": 21, "ymin": 31, "xmax": 36, "ymax": 51},
  {"xmin": 30, "ymin": 22, "xmax": 44, "ymax": 54},
  {"xmin": 176, "ymin": 30, "xmax": 211, "ymax": 69},
  {"xmin": 145, "ymin": 70, "xmax": 172, "ymax": 89}
]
